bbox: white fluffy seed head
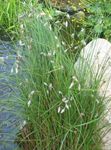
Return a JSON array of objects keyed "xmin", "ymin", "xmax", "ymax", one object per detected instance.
[
  {"xmin": 11, "ymin": 68, "xmax": 14, "ymax": 73},
  {"xmin": 20, "ymin": 120, "xmax": 27, "ymax": 130},
  {"xmin": 19, "ymin": 40, "xmax": 25, "ymax": 46},
  {"xmin": 61, "ymin": 108, "xmax": 65, "ymax": 114},
  {"xmin": 28, "ymin": 90, "xmax": 35, "ymax": 99},
  {"xmin": 58, "ymin": 106, "xmax": 61, "ymax": 113},
  {"xmin": 43, "ymin": 82, "xmax": 48, "ymax": 86},
  {"xmin": 27, "ymin": 100, "xmax": 31, "ymax": 107},
  {"xmin": 65, "ymin": 103, "xmax": 69, "ymax": 109},
  {"xmin": 64, "ymin": 21, "xmax": 68, "ymax": 27},
  {"xmin": 72, "ymin": 76, "xmax": 78, "ymax": 82},
  {"xmin": 15, "ymin": 67, "xmax": 18, "ymax": 74},
  {"xmin": 62, "ymin": 97, "xmax": 67, "ymax": 102},
  {"xmin": 58, "ymin": 91, "xmax": 63, "ymax": 95},
  {"xmin": 69, "ymin": 82, "xmax": 74, "ymax": 89},
  {"xmin": 49, "ymin": 83, "xmax": 53, "ymax": 90}
]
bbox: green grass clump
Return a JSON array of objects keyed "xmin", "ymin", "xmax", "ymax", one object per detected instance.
[
  {"xmin": 15, "ymin": 11, "xmax": 107, "ymax": 150},
  {"xmin": 0, "ymin": 0, "xmax": 22, "ymax": 38},
  {"xmin": 0, "ymin": 0, "xmax": 38, "ymax": 39}
]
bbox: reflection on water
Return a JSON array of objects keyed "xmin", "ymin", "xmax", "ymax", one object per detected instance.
[{"xmin": 0, "ymin": 40, "xmax": 21, "ymax": 150}]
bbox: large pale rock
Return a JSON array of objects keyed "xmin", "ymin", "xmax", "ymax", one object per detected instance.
[
  {"xmin": 75, "ymin": 38, "xmax": 111, "ymax": 97},
  {"xmin": 75, "ymin": 38, "xmax": 111, "ymax": 149}
]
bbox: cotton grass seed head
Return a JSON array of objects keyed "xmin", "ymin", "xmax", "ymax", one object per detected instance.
[
  {"xmin": 20, "ymin": 120, "xmax": 27, "ymax": 130},
  {"xmin": 63, "ymin": 21, "xmax": 68, "ymax": 27},
  {"xmin": 69, "ymin": 81, "xmax": 74, "ymax": 89},
  {"xmin": 27, "ymin": 100, "xmax": 31, "ymax": 107},
  {"xmin": 49, "ymin": 83, "xmax": 53, "ymax": 90},
  {"xmin": 43, "ymin": 82, "xmax": 48, "ymax": 86},
  {"xmin": 28, "ymin": 90, "xmax": 35, "ymax": 99},
  {"xmin": 19, "ymin": 40, "xmax": 25, "ymax": 46},
  {"xmin": 60, "ymin": 108, "xmax": 65, "ymax": 114},
  {"xmin": 58, "ymin": 106, "xmax": 61, "ymax": 113}
]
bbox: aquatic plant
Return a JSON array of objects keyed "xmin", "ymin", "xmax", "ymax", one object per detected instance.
[{"xmin": 14, "ymin": 10, "xmax": 108, "ymax": 149}]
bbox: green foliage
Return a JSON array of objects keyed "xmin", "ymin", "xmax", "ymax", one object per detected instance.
[
  {"xmin": 0, "ymin": 0, "xmax": 38, "ymax": 39},
  {"xmin": 0, "ymin": 0, "xmax": 22, "ymax": 37},
  {"xmin": 14, "ymin": 12, "xmax": 107, "ymax": 149},
  {"xmin": 85, "ymin": 0, "xmax": 111, "ymax": 40}
]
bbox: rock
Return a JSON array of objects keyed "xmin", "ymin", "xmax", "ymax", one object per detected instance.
[
  {"xmin": 75, "ymin": 38, "xmax": 111, "ymax": 149},
  {"xmin": 75, "ymin": 38, "xmax": 111, "ymax": 97}
]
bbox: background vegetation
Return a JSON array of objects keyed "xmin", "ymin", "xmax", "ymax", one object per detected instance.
[{"xmin": 0, "ymin": 0, "xmax": 111, "ymax": 150}]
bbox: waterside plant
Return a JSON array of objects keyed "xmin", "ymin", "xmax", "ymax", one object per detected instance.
[{"xmin": 14, "ymin": 11, "xmax": 109, "ymax": 150}]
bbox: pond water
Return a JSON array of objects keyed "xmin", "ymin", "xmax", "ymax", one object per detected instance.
[{"xmin": 0, "ymin": 40, "xmax": 21, "ymax": 150}]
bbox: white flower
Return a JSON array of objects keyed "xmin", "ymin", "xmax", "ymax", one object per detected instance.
[
  {"xmin": 53, "ymin": 51, "xmax": 56, "ymax": 56},
  {"xmin": 58, "ymin": 91, "xmax": 63, "ymax": 95},
  {"xmin": 61, "ymin": 65, "xmax": 64, "ymax": 69},
  {"xmin": 28, "ymin": 90, "xmax": 35, "ymax": 98},
  {"xmin": 65, "ymin": 103, "xmax": 69, "ymax": 109},
  {"xmin": 69, "ymin": 81, "xmax": 74, "ymax": 89},
  {"xmin": 30, "ymin": 91, "xmax": 35, "ymax": 95},
  {"xmin": 28, "ymin": 45, "xmax": 32, "ymax": 50},
  {"xmin": 19, "ymin": 82, "xmax": 22, "ymax": 86},
  {"xmin": 11, "ymin": 68, "xmax": 14, "ymax": 73},
  {"xmin": 62, "ymin": 41, "xmax": 65, "ymax": 45},
  {"xmin": 55, "ymin": 36, "xmax": 58, "ymax": 40},
  {"xmin": 49, "ymin": 83, "xmax": 53, "ymax": 90},
  {"xmin": 50, "ymin": 60, "xmax": 54, "ymax": 64},
  {"xmin": 74, "ymin": 46, "xmax": 78, "ymax": 50},
  {"xmin": 47, "ymin": 52, "xmax": 52, "ymax": 57},
  {"xmin": 37, "ymin": 12, "xmax": 46, "ymax": 18},
  {"xmin": 43, "ymin": 82, "xmax": 48, "ymax": 86},
  {"xmin": 49, "ymin": 25, "xmax": 52, "ymax": 30},
  {"xmin": 39, "ymin": 12, "xmax": 46, "ymax": 16},
  {"xmin": 72, "ymin": 76, "xmax": 78, "ymax": 82},
  {"xmin": 64, "ymin": 49, "xmax": 68, "ymax": 53},
  {"xmin": 62, "ymin": 97, "xmax": 68, "ymax": 103},
  {"xmin": 96, "ymin": 99, "xmax": 99, "ymax": 104},
  {"xmin": 66, "ymin": 14, "xmax": 70, "ymax": 19},
  {"xmin": 71, "ymin": 33, "xmax": 74, "ymax": 38},
  {"xmin": 19, "ymin": 40, "xmax": 25, "ymax": 46},
  {"xmin": 40, "ymin": 52, "xmax": 46, "ymax": 56},
  {"xmin": 81, "ymin": 28, "xmax": 85, "ymax": 32},
  {"xmin": 62, "ymin": 97, "xmax": 66, "ymax": 102},
  {"xmin": 15, "ymin": 66, "xmax": 18, "ymax": 74},
  {"xmin": 28, "ymin": 100, "xmax": 31, "ymax": 107},
  {"xmin": 20, "ymin": 120, "xmax": 27, "ymax": 129},
  {"xmin": 64, "ymin": 21, "xmax": 68, "ymax": 27},
  {"xmin": 61, "ymin": 108, "xmax": 65, "ymax": 114},
  {"xmin": 28, "ymin": 13, "xmax": 32, "ymax": 18},
  {"xmin": 43, "ymin": 22, "xmax": 48, "ymax": 26},
  {"xmin": 57, "ymin": 44, "xmax": 60, "ymax": 48},
  {"xmin": 81, "ymin": 40, "xmax": 86, "ymax": 46},
  {"xmin": 58, "ymin": 106, "xmax": 61, "ymax": 113},
  {"xmin": 20, "ymin": 24, "xmax": 24, "ymax": 29},
  {"xmin": 47, "ymin": 90, "xmax": 49, "ymax": 94},
  {"xmin": 70, "ymin": 96, "xmax": 73, "ymax": 101}
]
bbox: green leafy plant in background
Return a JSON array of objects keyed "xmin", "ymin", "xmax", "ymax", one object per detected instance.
[
  {"xmin": 48, "ymin": 0, "xmax": 111, "ymax": 55},
  {"xmin": 85, "ymin": 0, "xmax": 111, "ymax": 41}
]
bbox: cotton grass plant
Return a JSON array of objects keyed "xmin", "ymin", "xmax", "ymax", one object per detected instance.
[{"xmin": 14, "ymin": 10, "xmax": 109, "ymax": 150}]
